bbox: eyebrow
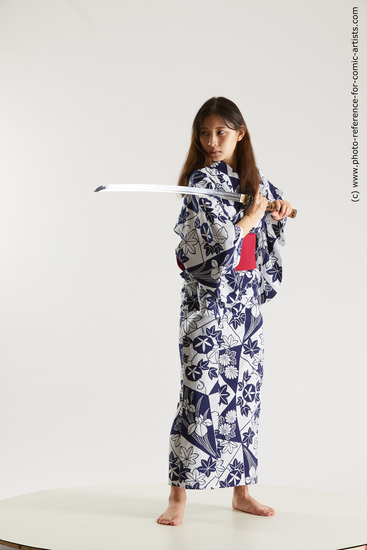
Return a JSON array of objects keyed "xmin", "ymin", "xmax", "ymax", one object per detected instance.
[{"xmin": 200, "ymin": 126, "xmax": 227, "ymax": 130}]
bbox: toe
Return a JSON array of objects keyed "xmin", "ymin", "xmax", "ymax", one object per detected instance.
[
  {"xmin": 158, "ymin": 515, "xmax": 176, "ymax": 525},
  {"xmin": 157, "ymin": 516, "xmax": 168, "ymax": 525}
]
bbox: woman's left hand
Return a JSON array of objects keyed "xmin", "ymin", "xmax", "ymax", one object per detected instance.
[{"xmin": 270, "ymin": 199, "xmax": 292, "ymax": 220}]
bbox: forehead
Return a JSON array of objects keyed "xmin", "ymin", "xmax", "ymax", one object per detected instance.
[{"xmin": 201, "ymin": 114, "xmax": 231, "ymax": 129}]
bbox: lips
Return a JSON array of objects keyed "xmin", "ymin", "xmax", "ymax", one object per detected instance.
[{"xmin": 210, "ymin": 150, "xmax": 220, "ymax": 155}]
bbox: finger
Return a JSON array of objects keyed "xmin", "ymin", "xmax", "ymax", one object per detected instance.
[
  {"xmin": 284, "ymin": 205, "xmax": 292, "ymax": 217},
  {"xmin": 281, "ymin": 202, "xmax": 289, "ymax": 216},
  {"xmin": 273, "ymin": 210, "xmax": 284, "ymax": 221}
]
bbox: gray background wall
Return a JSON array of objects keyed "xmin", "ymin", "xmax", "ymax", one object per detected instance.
[{"xmin": 0, "ymin": 0, "xmax": 366, "ymax": 500}]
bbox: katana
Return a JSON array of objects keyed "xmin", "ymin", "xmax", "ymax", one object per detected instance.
[{"xmin": 94, "ymin": 183, "xmax": 297, "ymax": 218}]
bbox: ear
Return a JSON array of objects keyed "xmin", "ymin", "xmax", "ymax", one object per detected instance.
[{"xmin": 237, "ymin": 125, "xmax": 246, "ymax": 141}]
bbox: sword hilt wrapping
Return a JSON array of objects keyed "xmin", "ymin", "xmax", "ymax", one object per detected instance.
[
  {"xmin": 240, "ymin": 193, "xmax": 297, "ymax": 219},
  {"xmin": 266, "ymin": 202, "xmax": 297, "ymax": 219}
]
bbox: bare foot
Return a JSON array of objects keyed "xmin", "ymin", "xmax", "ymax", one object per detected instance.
[
  {"xmin": 157, "ymin": 486, "xmax": 186, "ymax": 526},
  {"xmin": 232, "ymin": 485, "xmax": 275, "ymax": 517}
]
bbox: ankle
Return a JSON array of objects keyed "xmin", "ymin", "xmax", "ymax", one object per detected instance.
[
  {"xmin": 233, "ymin": 485, "xmax": 250, "ymax": 497},
  {"xmin": 169, "ymin": 487, "xmax": 187, "ymax": 503}
]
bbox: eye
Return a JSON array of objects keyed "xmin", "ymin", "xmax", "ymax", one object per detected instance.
[{"xmin": 218, "ymin": 131, "xmax": 225, "ymax": 135}]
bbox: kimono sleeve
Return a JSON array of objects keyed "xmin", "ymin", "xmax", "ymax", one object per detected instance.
[
  {"xmin": 174, "ymin": 173, "xmax": 243, "ymax": 307},
  {"xmin": 255, "ymin": 175, "xmax": 287, "ymax": 304}
]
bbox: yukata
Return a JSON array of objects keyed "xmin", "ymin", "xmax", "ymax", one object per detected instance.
[{"xmin": 169, "ymin": 159, "xmax": 286, "ymax": 490}]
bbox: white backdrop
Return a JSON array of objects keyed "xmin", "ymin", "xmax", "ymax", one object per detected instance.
[{"xmin": 0, "ymin": 0, "xmax": 366, "ymax": 500}]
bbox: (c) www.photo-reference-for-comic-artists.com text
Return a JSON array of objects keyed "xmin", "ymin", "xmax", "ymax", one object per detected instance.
[{"xmin": 351, "ymin": 6, "xmax": 359, "ymax": 203}]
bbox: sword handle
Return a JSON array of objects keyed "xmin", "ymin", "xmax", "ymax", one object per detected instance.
[
  {"xmin": 239, "ymin": 194, "xmax": 297, "ymax": 219},
  {"xmin": 266, "ymin": 201, "xmax": 297, "ymax": 219}
]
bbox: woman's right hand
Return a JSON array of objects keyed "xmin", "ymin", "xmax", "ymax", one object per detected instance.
[{"xmin": 244, "ymin": 189, "xmax": 268, "ymax": 228}]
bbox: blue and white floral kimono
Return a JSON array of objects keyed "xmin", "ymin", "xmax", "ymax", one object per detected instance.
[{"xmin": 169, "ymin": 160, "xmax": 286, "ymax": 490}]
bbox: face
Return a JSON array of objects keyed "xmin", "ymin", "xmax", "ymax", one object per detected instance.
[{"xmin": 199, "ymin": 114, "xmax": 245, "ymax": 170}]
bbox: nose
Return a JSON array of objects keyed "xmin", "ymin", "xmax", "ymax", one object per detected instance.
[{"xmin": 208, "ymin": 133, "xmax": 218, "ymax": 147}]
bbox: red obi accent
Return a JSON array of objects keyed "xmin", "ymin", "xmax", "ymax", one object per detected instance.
[
  {"xmin": 176, "ymin": 233, "xmax": 256, "ymax": 272},
  {"xmin": 235, "ymin": 233, "xmax": 256, "ymax": 271},
  {"xmin": 176, "ymin": 256, "xmax": 185, "ymax": 271}
]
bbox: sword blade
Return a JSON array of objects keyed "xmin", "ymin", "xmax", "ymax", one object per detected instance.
[
  {"xmin": 94, "ymin": 183, "xmax": 297, "ymax": 218},
  {"xmin": 94, "ymin": 183, "xmax": 248, "ymax": 204}
]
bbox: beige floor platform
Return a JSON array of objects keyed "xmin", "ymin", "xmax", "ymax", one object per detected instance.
[{"xmin": 0, "ymin": 483, "xmax": 366, "ymax": 550}]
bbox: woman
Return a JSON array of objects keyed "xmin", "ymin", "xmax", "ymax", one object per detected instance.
[{"xmin": 157, "ymin": 97, "xmax": 292, "ymax": 526}]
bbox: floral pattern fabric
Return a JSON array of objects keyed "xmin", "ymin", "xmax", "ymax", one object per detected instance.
[{"xmin": 169, "ymin": 160, "xmax": 286, "ymax": 490}]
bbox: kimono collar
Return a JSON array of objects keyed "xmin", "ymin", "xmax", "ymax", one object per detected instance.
[
  {"xmin": 210, "ymin": 160, "xmax": 239, "ymax": 179},
  {"xmin": 209, "ymin": 160, "xmax": 240, "ymax": 190}
]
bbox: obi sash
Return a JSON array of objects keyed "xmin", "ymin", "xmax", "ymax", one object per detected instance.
[
  {"xmin": 235, "ymin": 232, "xmax": 256, "ymax": 271},
  {"xmin": 176, "ymin": 232, "xmax": 256, "ymax": 272}
]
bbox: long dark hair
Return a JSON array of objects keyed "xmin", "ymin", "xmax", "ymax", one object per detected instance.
[{"xmin": 178, "ymin": 97, "xmax": 259, "ymax": 195}]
